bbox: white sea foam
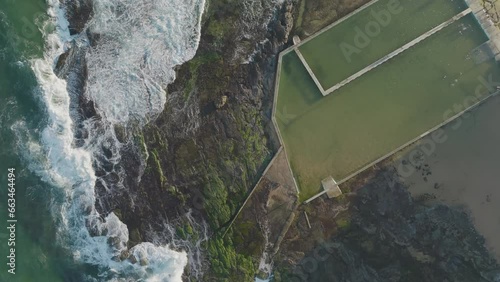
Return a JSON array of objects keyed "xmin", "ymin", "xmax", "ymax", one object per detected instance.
[
  {"xmin": 233, "ymin": 0, "xmax": 285, "ymax": 62},
  {"xmin": 22, "ymin": 0, "xmax": 207, "ymax": 280},
  {"xmin": 85, "ymin": 0, "xmax": 206, "ymax": 124}
]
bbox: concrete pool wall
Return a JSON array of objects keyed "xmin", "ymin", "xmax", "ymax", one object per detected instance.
[
  {"xmin": 231, "ymin": 0, "xmax": 500, "ymax": 210},
  {"xmin": 274, "ymin": 0, "xmax": 500, "ymax": 201},
  {"xmin": 297, "ymin": 0, "xmax": 469, "ymax": 90}
]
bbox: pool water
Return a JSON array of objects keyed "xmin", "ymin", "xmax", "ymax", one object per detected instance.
[{"xmin": 277, "ymin": 14, "xmax": 500, "ymax": 200}]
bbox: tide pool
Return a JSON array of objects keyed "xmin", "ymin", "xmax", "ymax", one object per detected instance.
[{"xmin": 277, "ymin": 14, "xmax": 500, "ymax": 200}]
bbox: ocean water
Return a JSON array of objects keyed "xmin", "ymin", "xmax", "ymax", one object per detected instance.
[{"xmin": 0, "ymin": 0, "xmax": 205, "ymax": 281}]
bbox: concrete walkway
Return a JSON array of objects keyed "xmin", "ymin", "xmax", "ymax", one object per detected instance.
[
  {"xmin": 465, "ymin": 0, "xmax": 500, "ymax": 60},
  {"xmin": 304, "ymin": 2, "xmax": 500, "ymax": 203},
  {"xmin": 305, "ymin": 89, "xmax": 500, "ymax": 204},
  {"xmin": 271, "ymin": 1, "xmax": 500, "ymax": 205},
  {"xmin": 323, "ymin": 8, "xmax": 472, "ymax": 95},
  {"xmin": 294, "ymin": 48, "xmax": 326, "ymax": 95}
]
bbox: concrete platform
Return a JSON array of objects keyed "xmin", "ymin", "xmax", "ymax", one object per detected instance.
[
  {"xmin": 465, "ymin": 0, "xmax": 500, "ymax": 61},
  {"xmin": 323, "ymin": 8, "xmax": 472, "ymax": 95},
  {"xmin": 322, "ymin": 176, "xmax": 343, "ymax": 198}
]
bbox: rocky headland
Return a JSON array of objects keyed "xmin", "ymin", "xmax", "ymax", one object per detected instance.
[{"xmin": 56, "ymin": 0, "xmax": 500, "ymax": 281}]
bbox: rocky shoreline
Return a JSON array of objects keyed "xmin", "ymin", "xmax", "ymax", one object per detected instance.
[
  {"xmin": 57, "ymin": 0, "xmax": 295, "ymax": 279},
  {"xmin": 274, "ymin": 166, "xmax": 500, "ymax": 281},
  {"xmin": 56, "ymin": 0, "xmax": 500, "ymax": 280}
]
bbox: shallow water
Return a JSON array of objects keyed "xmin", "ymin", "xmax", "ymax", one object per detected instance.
[
  {"xmin": 277, "ymin": 14, "xmax": 500, "ymax": 200},
  {"xmin": 299, "ymin": 0, "xmax": 468, "ymax": 89},
  {"xmin": 398, "ymin": 95, "xmax": 500, "ymax": 262}
]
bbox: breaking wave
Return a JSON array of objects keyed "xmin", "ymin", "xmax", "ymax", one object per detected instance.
[
  {"xmin": 86, "ymin": 0, "xmax": 206, "ymax": 124},
  {"xmin": 17, "ymin": 0, "xmax": 206, "ymax": 280}
]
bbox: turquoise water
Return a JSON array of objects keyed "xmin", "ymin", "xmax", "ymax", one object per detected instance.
[
  {"xmin": 0, "ymin": 0, "xmax": 90, "ymax": 281},
  {"xmin": 0, "ymin": 0, "xmax": 209, "ymax": 280}
]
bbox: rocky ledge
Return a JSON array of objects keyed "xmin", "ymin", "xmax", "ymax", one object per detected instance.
[
  {"xmin": 274, "ymin": 166, "xmax": 500, "ymax": 281},
  {"xmin": 56, "ymin": 0, "xmax": 500, "ymax": 280}
]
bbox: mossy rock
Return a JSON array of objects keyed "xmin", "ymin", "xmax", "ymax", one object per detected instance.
[
  {"xmin": 336, "ymin": 217, "xmax": 351, "ymax": 230},
  {"xmin": 113, "ymin": 208, "xmax": 123, "ymax": 221},
  {"xmin": 129, "ymin": 228, "xmax": 142, "ymax": 244}
]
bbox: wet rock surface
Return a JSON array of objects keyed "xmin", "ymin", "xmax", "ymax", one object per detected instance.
[
  {"xmin": 58, "ymin": 0, "xmax": 500, "ymax": 280},
  {"xmin": 231, "ymin": 149, "xmax": 299, "ymax": 277},
  {"xmin": 275, "ymin": 168, "xmax": 500, "ymax": 281},
  {"xmin": 58, "ymin": 0, "xmax": 295, "ymax": 279},
  {"xmin": 62, "ymin": 0, "xmax": 93, "ymax": 35}
]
